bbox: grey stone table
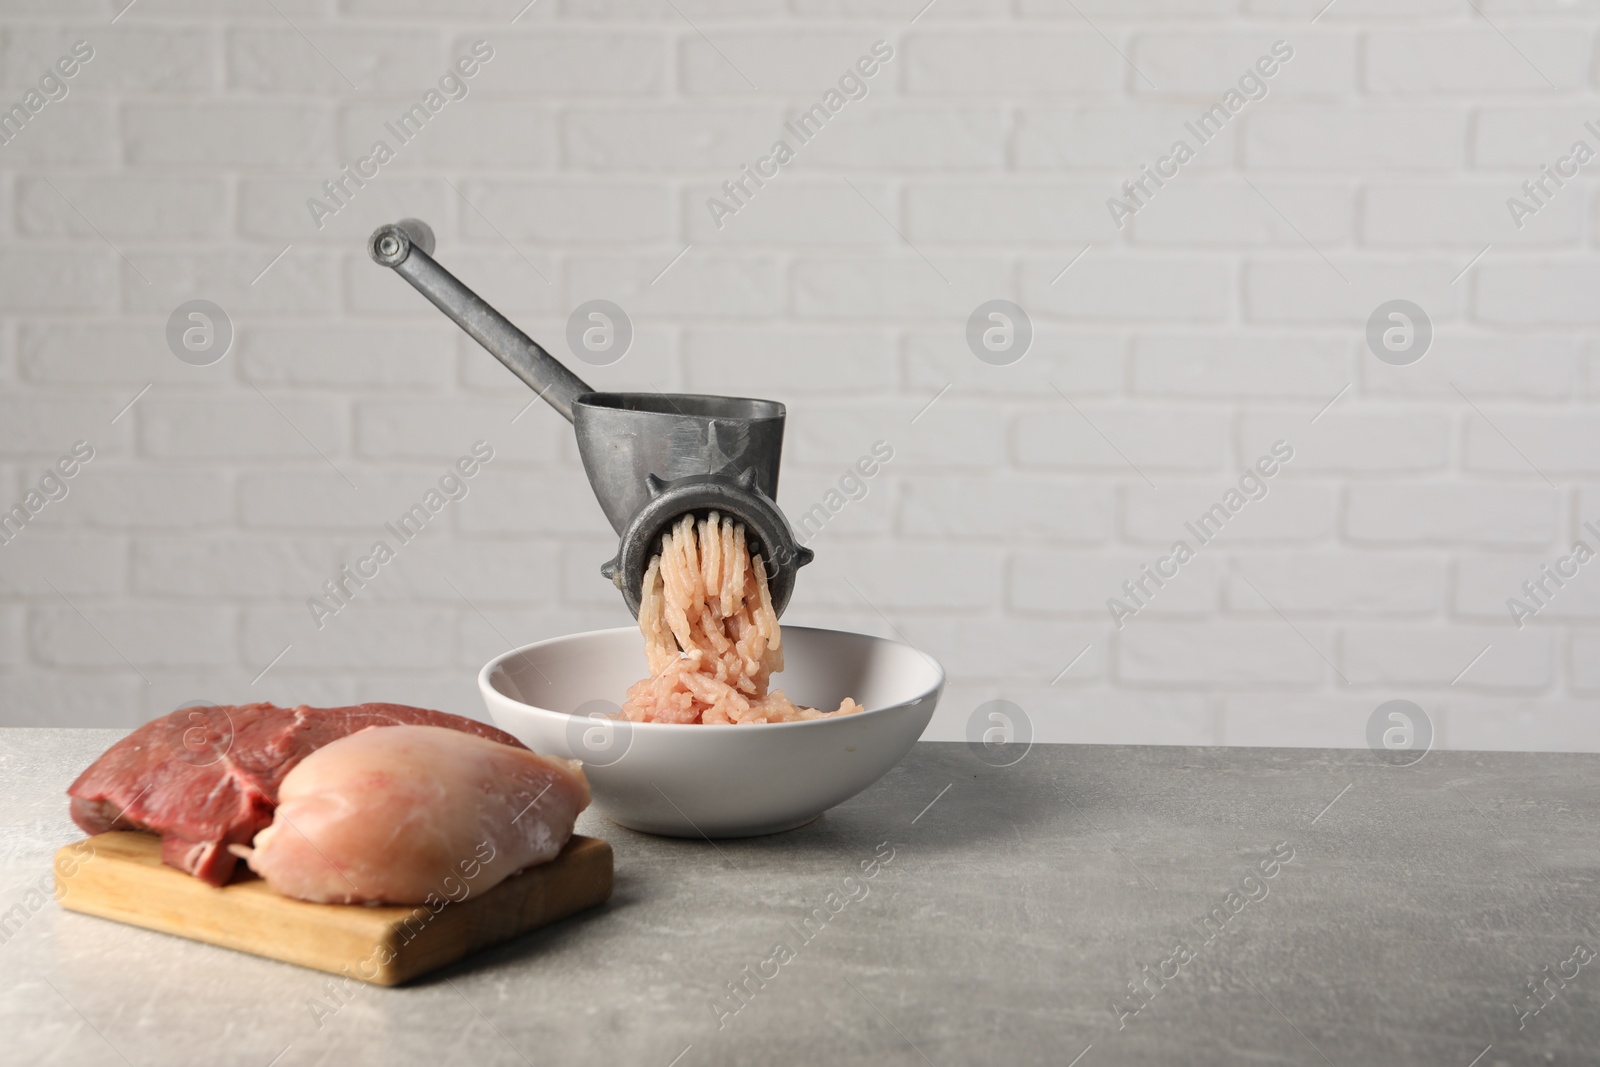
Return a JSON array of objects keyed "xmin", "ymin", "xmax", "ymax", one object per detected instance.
[{"xmin": 2, "ymin": 729, "xmax": 1596, "ymax": 1067}]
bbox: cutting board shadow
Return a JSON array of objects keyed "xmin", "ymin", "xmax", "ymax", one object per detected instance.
[{"xmin": 54, "ymin": 832, "xmax": 613, "ymax": 987}]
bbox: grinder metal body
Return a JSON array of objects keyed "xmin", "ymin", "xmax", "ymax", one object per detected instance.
[{"xmin": 368, "ymin": 219, "xmax": 814, "ymax": 618}]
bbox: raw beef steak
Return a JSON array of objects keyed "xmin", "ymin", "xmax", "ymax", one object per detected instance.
[{"xmin": 68, "ymin": 703, "xmax": 526, "ymax": 886}]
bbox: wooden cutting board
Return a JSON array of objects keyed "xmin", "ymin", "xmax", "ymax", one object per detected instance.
[{"xmin": 54, "ymin": 831, "xmax": 613, "ymax": 986}]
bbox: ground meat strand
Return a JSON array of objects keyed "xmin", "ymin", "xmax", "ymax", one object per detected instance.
[{"xmin": 619, "ymin": 513, "xmax": 863, "ymax": 725}]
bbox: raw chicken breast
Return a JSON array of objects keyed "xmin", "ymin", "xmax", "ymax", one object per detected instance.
[{"xmin": 234, "ymin": 725, "xmax": 590, "ymax": 905}]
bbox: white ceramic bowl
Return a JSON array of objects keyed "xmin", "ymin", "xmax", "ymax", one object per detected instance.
[{"xmin": 479, "ymin": 626, "xmax": 944, "ymax": 837}]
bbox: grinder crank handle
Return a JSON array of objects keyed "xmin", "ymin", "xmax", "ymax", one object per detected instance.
[{"xmin": 367, "ymin": 219, "xmax": 592, "ymax": 423}]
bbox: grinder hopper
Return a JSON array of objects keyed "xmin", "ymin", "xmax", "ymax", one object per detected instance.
[{"xmin": 368, "ymin": 219, "xmax": 814, "ymax": 618}]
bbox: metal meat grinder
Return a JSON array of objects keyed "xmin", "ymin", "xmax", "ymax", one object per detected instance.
[{"xmin": 367, "ymin": 219, "xmax": 814, "ymax": 618}]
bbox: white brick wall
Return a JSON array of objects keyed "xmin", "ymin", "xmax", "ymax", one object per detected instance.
[{"xmin": 1, "ymin": 1, "xmax": 1597, "ymax": 757}]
